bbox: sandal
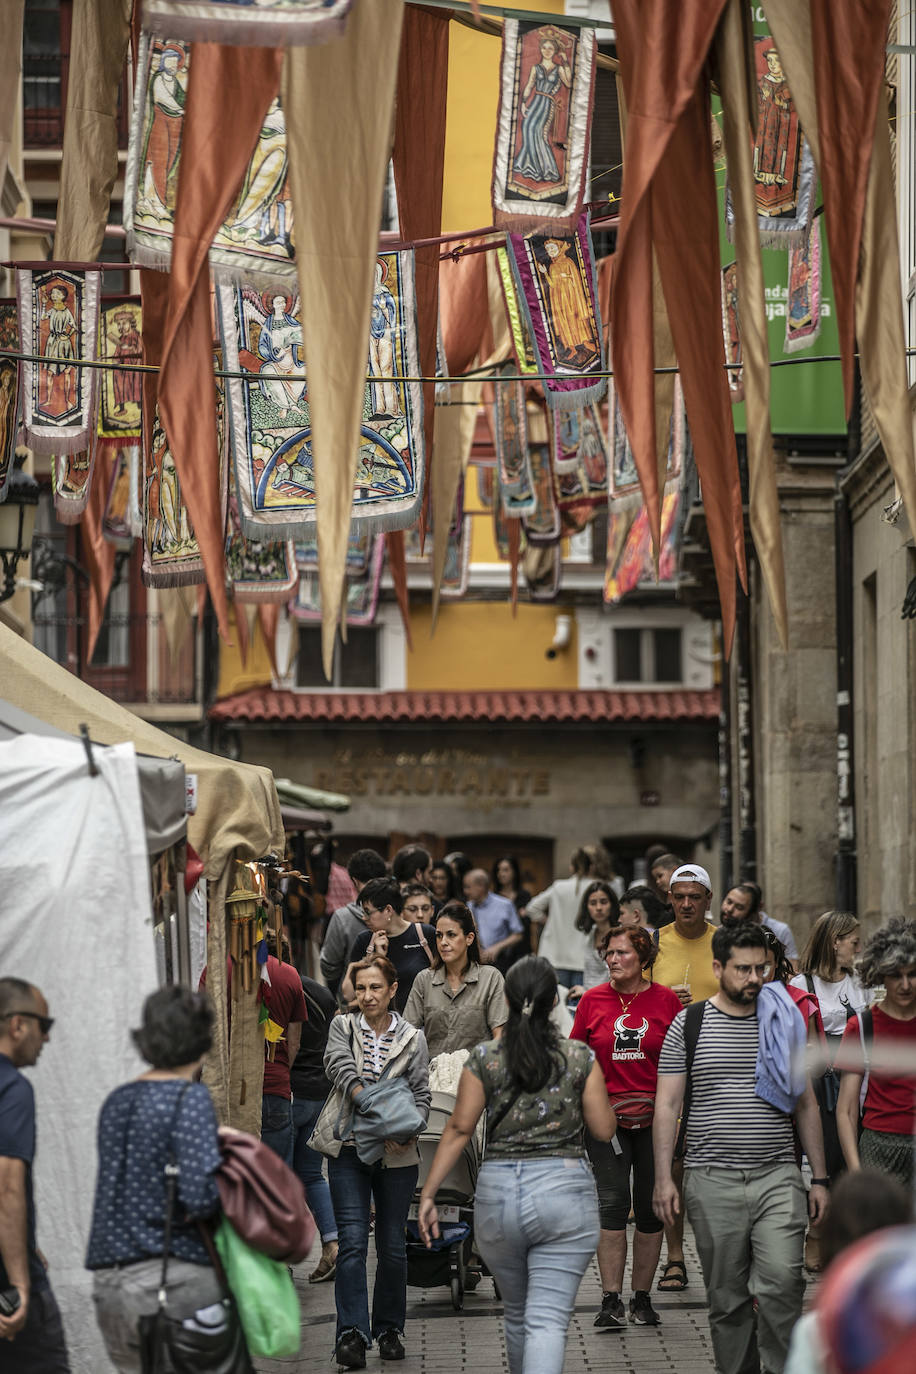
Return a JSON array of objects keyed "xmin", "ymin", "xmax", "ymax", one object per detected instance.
[
  {"xmin": 309, "ymin": 1251, "xmax": 337, "ymax": 1284},
  {"xmin": 657, "ymin": 1260, "xmax": 688, "ymax": 1291}
]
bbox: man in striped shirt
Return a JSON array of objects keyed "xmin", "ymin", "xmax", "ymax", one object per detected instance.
[{"xmin": 652, "ymin": 923, "xmax": 828, "ymax": 1374}]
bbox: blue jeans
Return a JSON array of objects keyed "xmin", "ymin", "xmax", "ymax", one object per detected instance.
[
  {"xmin": 553, "ymin": 967, "xmax": 583, "ymax": 989},
  {"xmin": 292, "ymin": 1096, "xmax": 338, "ymax": 1243},
  {"xmin": 474, "ymin": 1158, "xmax": 600, "ymax": 1374},
  {"xmin": 261, "ymin": 1093, "xmax": 293, "ymax": 1166},
  {"xmin": 327, "ymin": 1147, "xmax": 417, "ymax": 1345}
]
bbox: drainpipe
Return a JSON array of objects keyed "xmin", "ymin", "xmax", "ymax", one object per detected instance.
[
  {"xmin": 718, "ymin": 644, "xmax": 734, "ymax": 894},
  {"xmin": 735, "ymin": 585, "xmax": 757, "ymax": 882},
  {"xmin": 834, "ymin": 483, "xmax": 857, "ymax": 913}
]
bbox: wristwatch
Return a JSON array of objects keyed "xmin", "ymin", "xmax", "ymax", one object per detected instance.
[{"xmin": 810, "ymin": 1177, "xmax": 830, "ymax": 1187}]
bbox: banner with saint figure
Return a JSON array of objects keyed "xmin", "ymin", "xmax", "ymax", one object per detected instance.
[
  {"xmin": 98, "ymin": 298, "xmax": 143, "ymax": 447},
  {"xmin": 506, "ymin": 213, "xmax": 605, "ymax": 410},
  {"xmin": 225, "ymin": 496, "xmax": 297, "ymax": 603},
  {"xmin": 290, "ymin": 532, "xmax": 384, "ymax": 626},
  {"xmin": 492, "ymin": 18, "xmax": 596, "ymax": 232},
  {"xmin": 18, "ymin": 268, "xmax": 99, "ymax": 454}
]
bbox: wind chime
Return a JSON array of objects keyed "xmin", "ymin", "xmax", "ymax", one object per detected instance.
[{"xmin": 226, "ymin": 858, "xmax": 288, "ymax": 1061}]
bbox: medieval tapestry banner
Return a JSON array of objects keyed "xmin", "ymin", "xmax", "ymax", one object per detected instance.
[
  {"xmin": 0, "ymin": 301, "xmax": 20, "ymax": 502},
  {"xmin": 97, "ymin": 298, "xmax": 143, "ymax": 448},
  {"xmin": 18, "ymin": 268, "xmax": 99, "ymax": 454},
  {"xmin": 142, "ymin": 360, "xmax": 227, "ymax": 585},
  {"xmin": 290, "ymin": 532, "xmax": 384, "ymax": 625},
  {"xmin": 405, "ymin": 475, "xmax": 470, "ymax": 600},
  {"xmin": 506, "ymin": 214, "xmax": 604, "ymax": 410},
  {"xmin": 494, "ymin": 363, "xmax": 535, "ymax": 517},
  {"xmin": 142, "ymin": 0, "xmax": 353, "ymax": 46},
  {"xmin": 52, "ymin": 449, "xmax": 95, "ymax": 525},
  {"xmin": 609, "ymin": 377, "xmax": 685, "ymax": 495},
  {"xmin": 102, "ymin": 447, "xmax": 137, "ymax": 545},
  {"xmin": 523, "ymin": 439, "xmax": 560, "ymax": 545},
  {"xmin": 784, "ymin": 217, "xmax": 821, "ymax": 352},
  {"xmin": 605, "ymin": 483, "xmax": 681, "ymax": 604},
  {"xmin": 524, "ymin": 542, "xmax": 560, "ymax": 602},
  {"xmin": 552, "ymin": 402, "xmax": 608, "ymax": 479},
  {"xmin": 720, "ymin": 263, "xmax": 744, "ymax": 402},
  {"xmin": 295, "ymin": 527, "xmax": 371, "ymax": 578},
  {"xmin": 125, "ymin": 34, "xmax": 296, "ymax": 285},
  {"xmin": 219, "ymin": 253, "xmax": 424, "ymax": 540},
  {"xmin": 726, "ymin": 36, "xmax": 815, "ymax": 249},
  {"xmin": 225, "ymin": 497, "xmax": 297, "ymax": 602},
  {"xmin": 493, "ymin": 493, "xmax": 527, "ymax": 564},
  {"xmin": 495, "ymin": 246, "xmax": 540, "ymax": 378},
  {"xmin": 492, "ymin": 17, "xmax": 596, "ymax": 232}
]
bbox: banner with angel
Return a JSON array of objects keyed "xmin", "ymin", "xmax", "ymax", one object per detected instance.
[
  {"xmin": 493, "ymin": 18, "xmax": 596, "ymax": 231},
  {"xmin": 18, "ymin": 268, "xmax": 99, "ymax": 454},
  {"xmin": 219, "ymin": 252, "xmax": 424, "ymax": 539}
]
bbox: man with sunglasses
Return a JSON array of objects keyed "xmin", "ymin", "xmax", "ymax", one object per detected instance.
[{"xmin": 0, "ymin": 976, "xmax": 69, "ymax": 1370}]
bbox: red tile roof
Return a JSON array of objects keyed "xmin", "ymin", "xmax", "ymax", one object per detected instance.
[{"xmin": 210, "ymin": 688, "xmax": 720, "ymax": 725}]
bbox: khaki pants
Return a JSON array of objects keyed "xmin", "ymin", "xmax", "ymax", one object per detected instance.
[
  {"xmin": 684, "ymin": 1162, "xmax": 806, "ymax": 1374},
  {"xmin": 92, "ymin": 1258, "xmax": 224, "ymax": 1374}
]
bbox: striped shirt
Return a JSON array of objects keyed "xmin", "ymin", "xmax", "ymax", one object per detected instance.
[
  {"xmin": 359, "ymin": 1012, "xmax": 397, "ymax": 1084},
  {"xmin": 658, "ymin": 1002, "xmax": 796, "ymax": 1169}
]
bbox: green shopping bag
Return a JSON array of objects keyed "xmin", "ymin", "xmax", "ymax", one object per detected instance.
[{"xmin": 214, "ymin": 1216, "xmax": 301, "ymax": 1358}]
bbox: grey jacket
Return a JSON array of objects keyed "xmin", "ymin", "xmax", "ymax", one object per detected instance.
[
  {"xmin": 320, "ymin": 902, "xmax": 367, "ymax": 995},
  {"xmin": 310, "ymin": 1011, "xmax": 430, "ymax": 1167}
]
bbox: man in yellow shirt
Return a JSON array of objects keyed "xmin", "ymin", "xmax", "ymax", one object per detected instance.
[{"xmin": 651, "ymin": 863, "xmax": 718, "ymax": 1292}]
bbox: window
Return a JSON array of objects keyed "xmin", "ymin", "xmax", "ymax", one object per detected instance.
[
  {"xmin": 613, "ymin": 626, "xmax": 683, "ymax": 685},
  {"xmin": 296, "ymin": 628, "xmax": 379, "ymax": 689}
]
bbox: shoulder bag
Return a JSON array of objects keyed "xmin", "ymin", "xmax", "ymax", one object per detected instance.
[
  {"xmin": 138, "ymin": 1085, "xmax": 252, "ymax": 1374},
  {"xmin": 216, "ymin": 1129, "xmax": 316, "ymax": 1263},
  {"xmin": 333, "ymin": 1029, "xmax": 426, "ymax": 1165}
]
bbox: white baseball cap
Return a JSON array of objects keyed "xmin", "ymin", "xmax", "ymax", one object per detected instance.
[{"xmin": 668, "ymin": 864, "xmax": 712, "ymax": 894}]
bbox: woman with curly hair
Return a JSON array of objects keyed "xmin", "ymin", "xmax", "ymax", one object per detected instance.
[
  {"xmin": 570, "ymin": 926, "xmax": 683, "ymax": 1330},
  {"xmin": 836, "ymin": 916, "xmax": 916, "ymax": 1188}
]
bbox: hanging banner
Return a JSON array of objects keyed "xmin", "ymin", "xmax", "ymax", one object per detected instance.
[
  {"xmin": 97, "ymin": 297, "xmax": 143, "ymax": 448},
  {"xmin": 523, "ymin": 440, "xmax": 560, "ymax": 545},
  {"xmin": 52, "ymin": 448, "xmax": 95, "ymax": 525},
  {"xmin": 125, "ymin": 34, "xmax": 295, "ymax": 285},
  {"xmin": 295, "ymin": 527, "xmax": 371, "ymax": 578},
  {"xmin": 720, "ymin": 262, "xmax": 745, "ymax": 402},
  {"xmin": 18, "ymin": 268, "xmax": 99, "ymax": 455},
  {"xmin": 524, "ymin": 542, "xmax": 560, "ymax": 601},
  {"xmin": 506, "ymin": 213, "xmax": 604, "ymax": 409},
  {"xmin": 725, "ymin": 36, "xmax": 815, "ymax": 250},
  {"xmin": 142, "ymin": 357, "xmax": 227, "ymax": 585},
  {"xmin": 220, "ymin": 252, "xmax": 424, "ymax": 540},
  {"xmin": 142, "ymin": 0, "xmax": 353, "ymax": 46},
  {"xmin": 405, "ymin": 474, "xmax": 469, "ymax": 600},
  {"xmin": 225, "ymin": 497, "xmax": 297, "ymax": 603},
  {"xmin": 552, "ymin": 402, "xmax": 608, "ymax": 480},
  {"xmin": 0, "ymin": 301, "xmax": 20, "ymax": 502},
  {"xmin": 290, "ymin": 532, "xmax": 384, "ymax": 625},
  {"xmin": 102, "ymin": 446, "xmax": 137, "ymax": 545},
  {"xmin": 492, "ymin": 17, "xmax": 596, "ymax": 232},
  {"xmin": 784, "ymin": 216, "xmax": 821, "ymax": 353},
  {"xmin": 476, "ymin": 464, "xmax": 495, "ymax": 510},
  {"xmin": 494, "ymin": 246, "xmax": 540, "ymax": 377},
  {"xmin": 605, "ymin": 483, "xmax": 681, "ymax": 603},
  {"xmin": 494, "ymin": 363, "xmax": 535, "ymax": 516}
]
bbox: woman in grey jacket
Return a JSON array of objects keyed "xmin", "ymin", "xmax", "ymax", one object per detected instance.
[{"xmin": 311, "ymin": 954, "xmax": 430, "ymax": 1370}]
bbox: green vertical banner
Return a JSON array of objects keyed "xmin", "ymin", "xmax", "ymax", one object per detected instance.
[{"xmin": 715, "ymin": 6, "xmax": 845, "ymax": 436}]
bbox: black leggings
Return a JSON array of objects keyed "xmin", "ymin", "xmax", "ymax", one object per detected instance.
[{"xmin": 586, "ymin": 1128, "xmax": 662, "ymax": 1234}]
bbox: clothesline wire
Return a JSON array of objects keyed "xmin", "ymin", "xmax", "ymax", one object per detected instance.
[{"xmin": 2, "ymin": 345, "xmax": 912, "ymax": 386}]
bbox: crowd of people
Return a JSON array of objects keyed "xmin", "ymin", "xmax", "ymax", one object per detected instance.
[{"xmin": 1, "ymin": 839, "xmax": 914, "ymax": 1374}]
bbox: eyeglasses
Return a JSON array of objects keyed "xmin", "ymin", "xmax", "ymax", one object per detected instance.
[{"xmin": 1, "ymin": 1010, "xmax": 54, "ymax": 1034}]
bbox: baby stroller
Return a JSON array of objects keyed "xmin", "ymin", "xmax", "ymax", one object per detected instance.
[{"xmin": 406, "ymin": 1089, "xmax": 481, "ymax": 1310}]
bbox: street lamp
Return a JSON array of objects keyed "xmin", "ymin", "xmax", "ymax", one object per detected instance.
[{"xmin": 0, "ymin": 449, "xmax": 39, "ymax": 603}]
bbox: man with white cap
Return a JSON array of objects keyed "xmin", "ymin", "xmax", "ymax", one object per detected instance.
[{"xmin": 650, "ymin": 862, "xmax": 718, "ymax": 1294}]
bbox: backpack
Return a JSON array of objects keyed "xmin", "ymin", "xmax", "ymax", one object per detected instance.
[{"xmin": 674, "ymin": 1000, "xmax": 706, "ymax": 1158}]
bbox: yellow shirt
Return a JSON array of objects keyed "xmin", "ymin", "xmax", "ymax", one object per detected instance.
[{"xmin": 653, "ymin": 924, "xmax": 719, "ymax": 1003}]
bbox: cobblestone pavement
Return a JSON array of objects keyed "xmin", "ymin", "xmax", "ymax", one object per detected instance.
[{"xmin": 256, "ymin": 1223, "xmax": 816, "ymax": 1372}]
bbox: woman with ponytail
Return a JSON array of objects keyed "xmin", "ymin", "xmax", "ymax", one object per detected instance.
[{"xmin": 418, "ymin": 957, "xmax": 615, "ymax": 1374}]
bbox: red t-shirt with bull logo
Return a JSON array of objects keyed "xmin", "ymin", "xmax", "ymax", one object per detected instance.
[{"xmin": 570, "ymin": 979, "xmax": 683, "ymax": 1097}]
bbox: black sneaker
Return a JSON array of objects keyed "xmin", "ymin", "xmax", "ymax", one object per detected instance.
[
  {"xmin": 594, "ymin": 1291, "xmax": 626, "ymax": 1330},
  {"xmin": 334, "ymin": 1329, "xmax": 367, "ymax": 1369},
  {"xmin": 629, "ymin": 1290, "xmax": 661, "ymax": 1326},
  {"xmin": 377, "ymin": 1330, "xmax": 406, "ymax": 1361}
]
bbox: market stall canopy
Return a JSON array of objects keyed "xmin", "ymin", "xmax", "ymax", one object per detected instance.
[
  {"xmin": 276, "ymin": 776, "xmax": 351, "ymax": 812},
  {"xmin": 0, "ymin": 698, "xmax": 186, "ymax": 855},
  {"xmin": 0, "ymin": 622, "xmax": 283, "ymax": 877},
  {"xmin": 280, "ymin": 802, "xmax": 332, "ymax": 833}
]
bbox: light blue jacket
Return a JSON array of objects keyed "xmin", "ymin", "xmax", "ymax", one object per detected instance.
[{"xmin": 755, "ymin": 981, "xmax": 807, "ymax": 1114}]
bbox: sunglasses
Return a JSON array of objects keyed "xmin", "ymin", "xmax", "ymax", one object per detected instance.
[{"xmin": 2, "ymin": 1010, "xmax": 54, "ymax": 1034}]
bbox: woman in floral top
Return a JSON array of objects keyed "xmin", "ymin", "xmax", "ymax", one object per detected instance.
[{"xmin": 418, "ymin": 957, "xmax": 615, "ymax": 1374}]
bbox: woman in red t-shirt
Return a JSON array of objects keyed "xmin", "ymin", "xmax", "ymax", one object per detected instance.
[
  {"xmin": 837, "ymin": 916, "xmax": 916, "ymax": 1189},
  {"xmin": 570, "ymin": 926, "xmax": 682, "ymax": 1331}
]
